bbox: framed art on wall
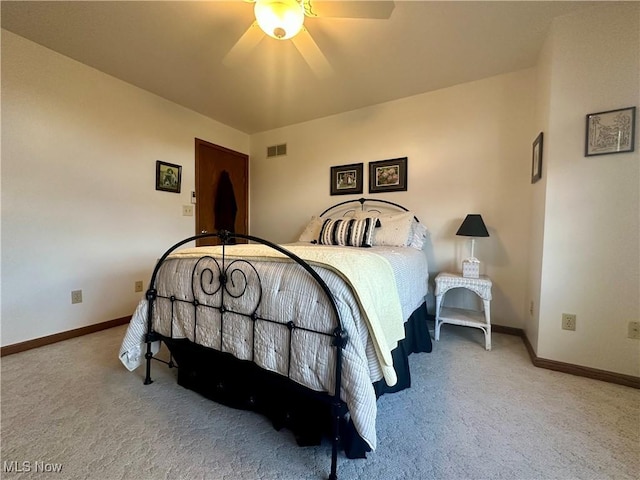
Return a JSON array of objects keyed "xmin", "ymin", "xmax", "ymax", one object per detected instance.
[
  {"xmin": 585, "ymin": 106, "xmax": 636, "ymax": 156},
  {"xmin": 531, "ymin": 132, "xmax": 543, "ymax": 184},
  {"xmin": 156, "ymin": 160, "xmax": 182, "ymax": 193},
  {"xmin": 369, "ymin": 157, "xmax": 407, "ymax": 193},
  {"xmin": 330, "ymin": 163, "xmax": 363, "ymax": 195}
]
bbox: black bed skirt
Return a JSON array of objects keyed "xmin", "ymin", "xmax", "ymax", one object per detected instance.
[{"xmin": 159, "ymin": 302, "xmax": 432, "ymax": 459}]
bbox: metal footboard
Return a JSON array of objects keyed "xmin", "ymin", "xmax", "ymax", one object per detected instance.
[{"xmin": 142, "ymin": 230, "xmax": 347, "ymax": 480}]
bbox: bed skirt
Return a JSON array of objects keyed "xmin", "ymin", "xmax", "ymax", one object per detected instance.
[{"xmin": 159, "ymin": 302, "xmax": 432, "ymax": 459}]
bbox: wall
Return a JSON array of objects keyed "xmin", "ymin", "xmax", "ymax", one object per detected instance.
[
  {"xmin": 250, "ymin": 69, "xmax": 537, "ymax": 327},
  {"xmin": 1, "ymin": 30, "xmax": 249, "ymax": 346},
  {"xmin": 533, "ymin": 4, "xmax": 640, "ymax": 376},
  {"xmin": 525, "ymin": 24, "xmax": 554, "ymax": 353}
]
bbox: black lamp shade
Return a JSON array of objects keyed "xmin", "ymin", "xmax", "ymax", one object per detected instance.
[{"xmin": 456, "ymin": 214, "xmax": 489, "ymax": 237}]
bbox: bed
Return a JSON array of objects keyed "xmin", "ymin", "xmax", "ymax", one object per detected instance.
[{"xmin": 119, "ymin": 198, "xmax": 432, "ymax": 480}]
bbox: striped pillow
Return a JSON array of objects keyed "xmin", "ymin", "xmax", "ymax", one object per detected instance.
[{"xmin": 319, "ymin": 217, "xmax": 376, "ymax": 247}]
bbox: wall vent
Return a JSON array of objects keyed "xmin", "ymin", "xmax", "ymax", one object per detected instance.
[{"xmin": 267, "ymin": 143, "xmax": 287, "ymax": 158}]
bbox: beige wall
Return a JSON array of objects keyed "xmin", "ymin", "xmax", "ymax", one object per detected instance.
[
  {"xmin": 1, "ymin": 30, "xmax": 249, "ymax": 345},
  {"xmin": 250, "ymin": 69, "xmax": 537, "ymax": 327},
  {"xmin": 525, "ymin": 22, "xmax": 554, "ymax": 353},
  {"xmin": 533, "ymin": 4, "xmax": 640, "ymax": 376}
]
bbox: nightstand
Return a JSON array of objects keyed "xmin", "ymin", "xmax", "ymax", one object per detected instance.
[{"xmin": 434, "ymin": 272, "xmax": 492, "ymax": 350}]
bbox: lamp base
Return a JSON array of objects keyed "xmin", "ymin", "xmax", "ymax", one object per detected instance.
[{"xmin": 462, "ymin": 259, "xmax": 480, "ymax": 278}]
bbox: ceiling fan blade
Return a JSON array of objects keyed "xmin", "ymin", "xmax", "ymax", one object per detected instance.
[
  {"xmin": 222, "ymin": 21, "xmax": 265, "ymax": 68},
  {"xmin": 291, "ymin": 27, "xmax": 333, "ymax": 79},
  {"xmin": 304, "ymin": 1, "xmax": 395, "ymax": 19}
]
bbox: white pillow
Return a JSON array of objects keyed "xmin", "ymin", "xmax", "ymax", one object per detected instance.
[
  {"xmin": 298, "ymin": 216, "xmax": 324, "ymax": 243},
  {"xmin": 372, "ymin": 211, "xmax": 415, "ymax": 247},
  {"xmin": 408, "ymin": 220, "xmax": 429, "ymax": 250}
]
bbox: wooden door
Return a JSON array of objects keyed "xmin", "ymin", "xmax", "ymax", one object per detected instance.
[{"xmin": 195, "ymin": 138, "xmax": 248, "ymax": 246}]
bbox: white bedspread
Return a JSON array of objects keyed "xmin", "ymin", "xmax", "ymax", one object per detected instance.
[{"xmin": 119, "ymin": 243, "xmax": 428, "ymax": 451}]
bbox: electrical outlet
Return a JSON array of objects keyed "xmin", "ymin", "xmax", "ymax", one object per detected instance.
[
  {"xmin": 135, "ymin": 281, "xmax": 143, "ymax": 293},
  {"xmin": 71, "ymin": 290, "xmax": 83, "ymax": 304},
  {"xmin": 628, "ymin": 321, "xmax": 640, "ymax": 340},
  {"xmin": 562, "ymin": 313, "xmax": 576, "ymax": 331},
  {"xmin": 182, "ymin": 205, "xmax": 194, "ymax": 216}
]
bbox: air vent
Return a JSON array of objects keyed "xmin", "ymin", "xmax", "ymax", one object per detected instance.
[{"xmin": 267, "ymin": 143, "xmax": 287, "ymax": 158}]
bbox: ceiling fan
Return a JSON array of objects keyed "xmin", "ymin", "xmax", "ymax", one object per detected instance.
[{"xmin": 223, "ymin": 0, "xmax": 395, "ymax": 78}]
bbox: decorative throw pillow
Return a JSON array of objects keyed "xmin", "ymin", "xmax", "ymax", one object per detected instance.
[
  {"xmin": 349, "ymin": 210, "xmax": 382, "ymax": 230},
  {"xmin": 373, "ymin": 211, "xmax": 415, "ymax": 247},
  {"xmin": 298, "ymin": 216, "xmax": 324, "ymax": 243},
  {"xmin": 408, "ymin": 220, "xmax": 429, "ymax": 250},
  {"xmin": 319, "ymin": 217, "xmax": 376, "ymax": 247}
]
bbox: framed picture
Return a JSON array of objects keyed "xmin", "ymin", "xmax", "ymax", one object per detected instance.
[
  {"xmin": 531, "ymin": 132, "xmax": 543, "ymax": 184},
  {"xmin": 330, "ymin": 163, "xmax": 363, "ymax": 195},
  {"xmin": 369, "ymin": 157, "xmax": 408, "ymax": 193},
  {"xmin": 156, "ymin": 160, "xmax": 182, "ymax": 193},
  {"xmin": 585, "ymin": 106, "xmax": 636, "ymax": 156}
]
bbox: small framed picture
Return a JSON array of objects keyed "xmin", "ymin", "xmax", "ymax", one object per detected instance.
[
  {"xmin": 531, "ymin": 132, "xmax": 543, "ymax": 184},
  {"xmin": 585, "ymin": 106, "xmax": 636, "ymax": 156},
  {"xmin": 156, "ymin": 160, "xmax": 182, "ymax": 193},
  {"xmin": 369, "ymin": 157, "xmax": 407, "ymax": 193},
  {"xmin": 330, "ymin": 163, "xmax": 363, "ymax": 195}
]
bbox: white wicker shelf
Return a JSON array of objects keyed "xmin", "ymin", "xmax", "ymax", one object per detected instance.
[
  {"xmin": 438, "ymin": 306, "xmax": 486, "ymax": 326},
  {"xmin": 435, "ymin": 272, "xmax": 492, "ymax": 350}
]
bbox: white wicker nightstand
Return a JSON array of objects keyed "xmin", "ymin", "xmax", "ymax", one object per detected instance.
[{"xmin": 434, "ymin": 272, "xmax": 492, "ymax": 350}]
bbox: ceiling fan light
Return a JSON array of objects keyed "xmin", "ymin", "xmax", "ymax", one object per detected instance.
[{"xmin": 254, "ymin": 0, "xmax": 304, "ymax": 40}]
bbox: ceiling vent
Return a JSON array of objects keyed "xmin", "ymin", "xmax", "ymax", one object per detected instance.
[{"xmin": 267, "ymin": 143, "xmax": 287, "ymax": 158}]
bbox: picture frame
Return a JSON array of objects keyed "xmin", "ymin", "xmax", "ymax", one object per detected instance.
[
  {"xmin": 531, "ymin": 132, "xmax": 543, "ymax": 184},
  {"xmin": 585, "ymin": 106, "xmax": 636, "ymax": 156},
  {"xmin": 330, "ymin": 163, "xmax": 363, "ymax": 196},
  {"xmin": 156, "ymin": 160, "xmax": 182, "ymax": 193},
  {"xmin": 369, "ymin": 157, "xmax": 408, "ymax": 193}
]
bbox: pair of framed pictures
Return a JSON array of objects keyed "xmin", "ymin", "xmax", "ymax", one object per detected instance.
[
  {"xmin": 330, "ymin": 157, "xmax": 408, "ymax": 196},
  {"xmin": 530, "ymin": 106, "xmax": 636, "ymax": 184}
]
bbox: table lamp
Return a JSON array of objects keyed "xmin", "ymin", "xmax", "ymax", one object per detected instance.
[{"xmin": 456, "ymin": 214, "xmax": 489, "ymax": 278}]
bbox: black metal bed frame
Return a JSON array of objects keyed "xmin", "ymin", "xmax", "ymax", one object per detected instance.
[
  {"xmin": 143, "ymin": 230, "xmax": 347, "ymax": 480},
  {"xmin": 319, "ymin": 196, "xmax": 407, "ymax": 216},
  {"xmin": 141, "ymin": 198, "xmax": 417, "ymax": 480}
]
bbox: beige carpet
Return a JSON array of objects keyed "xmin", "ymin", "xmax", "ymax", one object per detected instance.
[{"xmin": 1, "ymin": 323, "xmax": 638, "ymax": 480}]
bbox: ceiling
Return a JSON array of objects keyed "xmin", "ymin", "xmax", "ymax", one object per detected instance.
[{"xmin": 1, "ymin": 1, "xmax": 605, "ymax": 134}]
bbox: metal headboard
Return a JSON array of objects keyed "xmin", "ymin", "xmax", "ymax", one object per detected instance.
[{"xmin": 320, "ymin": 197, "xmax": 418, "ymax": 222}]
